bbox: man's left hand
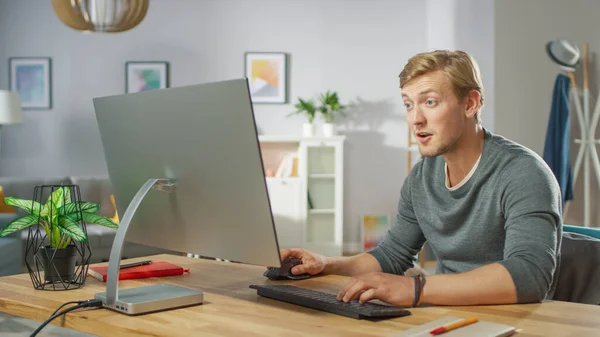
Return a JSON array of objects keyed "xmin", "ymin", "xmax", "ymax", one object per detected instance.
[{"xmin": 336, "ymin": 272, "xmax": 415, "ymax": 306}]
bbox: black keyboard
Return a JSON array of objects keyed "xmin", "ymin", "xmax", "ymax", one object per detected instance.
[{"xmin": 249, "ymin": 284, "xmax": 411, "ymax": 319}]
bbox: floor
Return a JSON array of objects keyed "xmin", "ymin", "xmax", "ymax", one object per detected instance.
[{"xmin": 0, "ymin": 312, "xmax": 97, "ymax": 337}]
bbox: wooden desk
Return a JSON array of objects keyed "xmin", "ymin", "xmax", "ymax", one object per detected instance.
[{"xmin": 0, "ymin": 254, "xmax": 598, "ymax": 336}]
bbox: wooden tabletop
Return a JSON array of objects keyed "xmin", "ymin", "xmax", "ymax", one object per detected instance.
[{"xmin": 0, "ymin": 254, "xmax": 599, "ymax": 336}]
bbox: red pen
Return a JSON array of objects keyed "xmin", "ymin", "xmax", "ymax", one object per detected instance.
[{"xmin": 430, "ymin": 317, "xmax": 478, "ymax": 335}]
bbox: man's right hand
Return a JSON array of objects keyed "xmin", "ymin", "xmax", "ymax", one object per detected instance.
[{"xmin": 280, "ymin": 248, "xmax": 327, "ymax": 276}]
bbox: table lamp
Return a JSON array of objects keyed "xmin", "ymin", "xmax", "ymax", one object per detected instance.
[
  {"xmin": 0, "ymin": 91, "xmax": 23, "ymax": 167},
  {"xmin": 0, "ymin": 91, "xmax": 22, "ymax": 125}
]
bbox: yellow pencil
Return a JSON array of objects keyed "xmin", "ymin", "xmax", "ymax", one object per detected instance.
[{"xmin": 430, "ymin": 317, "xmax": 479, "ymax": 335}]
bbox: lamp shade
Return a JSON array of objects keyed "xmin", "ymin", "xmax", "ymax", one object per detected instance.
[
  {"xmin": 0, "ymin": 91, "xmax": 23, "ymax": 125},
  {"xmin": 52, "ymin": 0, "xmax": 149, "ymax": 33}
]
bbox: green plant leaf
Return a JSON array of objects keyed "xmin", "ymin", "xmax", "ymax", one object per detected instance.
[
  {"xmin": 50, "ymin": 222, "xmax": 61, "ymax": 247},
  {"xmin": 51, "ymin": 187, "xmax": 68, "ymax": 209},
  {"xmin": 288, "ymin": 97, "xmax": 317, "ymax": 123},
  {"xmin": 39, "ymin": 219, "xmax": 52, "ymax": 243},
  {"xmin": 41, "ymin": 193, "xmax": 57, "ymax": 218},
  {"xmin": 57, "ymin": 215, "xmax": 87, "ymax": 242},
  {"xmin": 82, "ymin": 212, "xmax": 119, "ymax": 230},
  {"xmin": 60, "ymin": 237, "xmax": 72, "ymax": 249},
  {"xmin": 41, "ymin": 187, "xmax": 69, "ymax": 218},
  {"xmin": 0, "ymin": 214, "xmax": 39, "ymax": 237},
  {"xmin": 60, "ymin": 202, "xmax": 99, "ymax": 217},
  {"xmin": 60, "ymin": 187, "xmax": 71, "ymax": 206},
  {"xmin": 4, "ymin": 197, "xmax": 43, "ymax": 214},
  {"xmin": 317, "ymin": 90, "xmax": 345, "ymax": 123}
]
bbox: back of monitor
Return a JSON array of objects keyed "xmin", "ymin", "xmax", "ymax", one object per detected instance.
[{"xmin": 93, "ymin": 78, "xmax": 281, "ymax": 268}]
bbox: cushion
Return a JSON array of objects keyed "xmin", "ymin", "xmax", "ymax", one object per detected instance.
[
  {"xmin": 552, "ymin": 232, "xmax": 600, "ymax": 305},
  {"xmin": 69, "ymin": 176, "xmax": 115, "ymax": 217},
  {"xmin": 0, "ymin": 187, "xmax": 15, "ymax": 214},
  {"xmin": 0, "ymin": 236, "xmax": 22, "ymax": 276}
]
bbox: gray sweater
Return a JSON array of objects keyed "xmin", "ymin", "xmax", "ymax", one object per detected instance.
[{"xmin": 369, "ymin": 129, "xmax": 563, "ymax": 303}]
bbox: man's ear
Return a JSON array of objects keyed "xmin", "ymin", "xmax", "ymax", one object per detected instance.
[{"xmin": 464, "ymin": 89, "xmax": 481, "ymax": 119}]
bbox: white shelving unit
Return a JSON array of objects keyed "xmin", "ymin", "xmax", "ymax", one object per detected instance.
[{"xmin": 258, "ymin": 135, "xmax": 345, "ymax": 256}]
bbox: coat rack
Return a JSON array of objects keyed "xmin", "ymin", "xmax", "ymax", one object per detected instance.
[{"xmin": 563, "ymin": 43, "xmax": 600, "ymax": 227}]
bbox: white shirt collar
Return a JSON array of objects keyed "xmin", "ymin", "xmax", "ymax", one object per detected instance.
[{"xmin": 445, "ymin": 154, "xmax": 482, "ymax": 191}]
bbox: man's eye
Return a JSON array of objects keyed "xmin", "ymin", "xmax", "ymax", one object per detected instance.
[
  {"xmin": 426, "ymin": 99, "xmax": 436, "ymax": 105},
  {"xmin": 404, "ymin": 103, "xmax": 413, "ymax": 109}
]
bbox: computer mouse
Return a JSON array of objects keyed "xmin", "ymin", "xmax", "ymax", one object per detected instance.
[{"xmin": 263, "ymin": 257, "xmax": 311, "ymax": 280}]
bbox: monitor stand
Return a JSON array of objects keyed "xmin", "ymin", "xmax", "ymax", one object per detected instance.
[{"xmin": 94, "ymin": 179, "xmax": 203, "ymax": 315}]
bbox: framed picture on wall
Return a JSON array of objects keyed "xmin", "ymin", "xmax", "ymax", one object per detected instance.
[
  {"xmin": 244, "ymin": 52, "xmax": 287, "ymax": 104},
  {"xmin": 125, "ymin": 61, "xmax": 169, "ymax": 93},
  {"xmin": 360, "ymin": 214, "xmax": 391, "ymax": 252},
  {"xmin": 9, "ymin": 57, "xmax": 52, "ymax": 110}
]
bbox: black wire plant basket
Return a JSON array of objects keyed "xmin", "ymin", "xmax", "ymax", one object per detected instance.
[{"xmin": 25, "ymin": 185, "xmax": 92, "ymax": 291}]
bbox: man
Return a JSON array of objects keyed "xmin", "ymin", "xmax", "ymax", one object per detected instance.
[{"xmin": 279, "ymin": 50, "xmax": 562, "ymax": 307}]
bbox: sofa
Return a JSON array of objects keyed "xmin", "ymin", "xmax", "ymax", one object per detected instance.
[{"xmin": 0, "ymin": 175, "xmax": 172, "ymax": 276}]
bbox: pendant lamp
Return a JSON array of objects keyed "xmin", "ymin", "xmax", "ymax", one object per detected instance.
[{"xmin": 52, "ymin": 0, "xmax": 149, "ymax": 33}]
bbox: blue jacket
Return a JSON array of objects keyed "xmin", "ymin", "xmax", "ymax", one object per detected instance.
[{"xmin": 543, "ymin": 74, "xmax": 574, "ymax": 205}]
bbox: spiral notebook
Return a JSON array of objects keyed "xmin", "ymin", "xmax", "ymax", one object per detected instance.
[
  {"xmin": 87, "ymin": 261, "xmax": 189, "ymax": 282},
  {"xmin": 394, "ymin": 316, "xmax": 518, "ymax": 337}
]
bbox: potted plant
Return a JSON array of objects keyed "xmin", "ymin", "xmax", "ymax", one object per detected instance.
[
  {"xmin": 0, "ymin": 187, "xmax": 118, "ymax": 284},
  {"xmin": 288, "ymin": 97, "xmax": 317, "ymax": 137},
  {"xmin": 318, "ymin": 90, "xmax": 345, "ymax": 137}
]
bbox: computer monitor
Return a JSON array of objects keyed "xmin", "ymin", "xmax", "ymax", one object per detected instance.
[{"xmin": 92, "ymin": 78, "xmax": 281, "ymax": 314}]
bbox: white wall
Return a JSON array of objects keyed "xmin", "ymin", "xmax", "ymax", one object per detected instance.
[
  {"xmin": 0, "ymin": 0, "xmax": 434, "ymax": 251},
  {"xmin": 454, "ymin": 0, "xmax": 495, "ymax": 131},
  {"xmin": 494, "ymin": 0, "xmax": 600, "ymax": 227},
  {"xmin": 427, "ymin": 0, "xmax": 495, "ymax": 131}
]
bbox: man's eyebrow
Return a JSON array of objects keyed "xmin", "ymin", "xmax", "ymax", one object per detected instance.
[
  {"xmin": 418, "ymin": 89, "xmax": 438, "ymax": 95},
  {"xmin": 402, "ymin": 89, "xmax": 438, "ymax": 99}
]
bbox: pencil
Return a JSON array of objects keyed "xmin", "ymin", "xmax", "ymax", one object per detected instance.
[{"xmin": 430, "ymin": 317, "xmax": 478, "ymax": 335}]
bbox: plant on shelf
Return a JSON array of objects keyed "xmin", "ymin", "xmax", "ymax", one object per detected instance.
[
  {"xmin": 288, "ymin": 97, "xmax": 318, "ymax": 136},
  {"xmin": 0, "ymin": 187, "xmax": 118, "ymax": 284},
  {"xmin": 318, "ymin": 90, "xmax": 345, "ymax": 136}
]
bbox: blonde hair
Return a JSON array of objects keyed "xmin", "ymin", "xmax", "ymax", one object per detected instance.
[{"xmin": 399, "ymin": 50, "xmax": 484, "ymax": 124}]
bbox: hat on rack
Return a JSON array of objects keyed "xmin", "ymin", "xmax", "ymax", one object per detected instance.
[{"xmin": 546, "ymin": 39, "xmax": 581, "ymax": 72}]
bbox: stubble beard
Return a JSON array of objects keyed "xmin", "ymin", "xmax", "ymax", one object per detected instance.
[{"xmin": 418, "ymin": 135, "xmax": 460, "ymax": 157}]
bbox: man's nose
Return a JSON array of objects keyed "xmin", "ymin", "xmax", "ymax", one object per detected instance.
[{"xmin": 408, "ymin": 106, "xmax": 425, "ymax": 126}]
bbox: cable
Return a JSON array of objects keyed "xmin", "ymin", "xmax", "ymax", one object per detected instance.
[
  {"xmin": 48, "ymin": 298, "xmax": 106, "ymax": 317},
  {"xmin": 31, "ymin": 299, "xmax": 104, "ymax": 337},
  {"xmin": 49, "ymin": 301, "xmax": 80, "ymax": 317},
  {"xmin": 31, "ymin": 305, "xmax": 84, "ymax": 337}
]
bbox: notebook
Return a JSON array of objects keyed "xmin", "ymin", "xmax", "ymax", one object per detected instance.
[
  {"xmin": 87, "ymin": 261, "xmax": 189, "ymax": 282},
  {"xmin": 394, "ymin": 316, "xmax": 518, "ymax": 337}
]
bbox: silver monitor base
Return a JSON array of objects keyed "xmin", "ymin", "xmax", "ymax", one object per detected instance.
[{"xmin": 95, "ymin": 284, "xmax": 203, "ymax": 315}]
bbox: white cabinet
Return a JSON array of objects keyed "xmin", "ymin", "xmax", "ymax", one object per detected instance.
[
  {"xmin": 265, "ymin": 177, "xmax": 305, "ymax": 248},
  {"xmin": 259, "ymin": 136, "xmax": 345, "ymax": 256}
]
